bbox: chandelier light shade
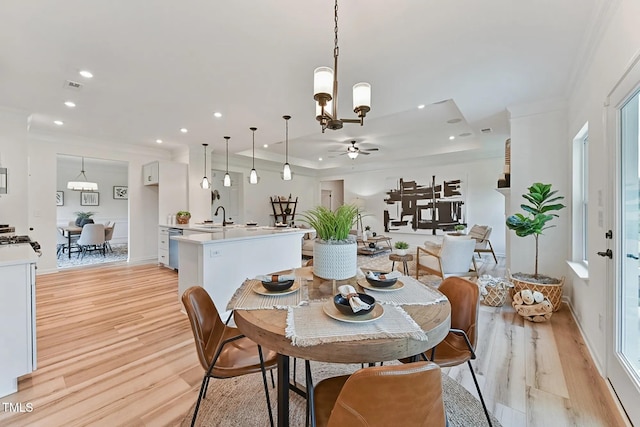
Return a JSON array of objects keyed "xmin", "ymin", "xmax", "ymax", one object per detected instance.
[
  {"xmin": 282, "ymin": 115, "xmax": 292, "ymax": 181},
  {"xmin": 200, "ymin": 143, "xmax": 211, "ymax": 189},
  {"xmin": 223, "ymin": 136, "xmax": 231, "ymax": 187},
  {"xmin": 67, "ymin": 156, "xmax": 98, "ymax": 191},
  {"xmin": 249, "ymin": 127, "xmax": 259, "ymax": 184},
  {"xmin": 313, "ymin": 0, "xmax": 371, "ymax": 133}
]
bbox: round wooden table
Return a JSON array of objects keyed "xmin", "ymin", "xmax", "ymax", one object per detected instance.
[{"xmin": 234, "ymin": 268, "xmax": 451, "ymax": 427}]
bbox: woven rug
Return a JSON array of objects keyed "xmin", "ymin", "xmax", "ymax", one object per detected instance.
[
  {"xmin": 57, "ymin": 243, "xmax": 128, "ymax": 269},
  {"xmin": 180, "ymin": 360, "xmax": 501, "ymax": 426}
]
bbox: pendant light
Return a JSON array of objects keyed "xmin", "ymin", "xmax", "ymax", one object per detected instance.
[
  {"xmin": 282, "ymin": 115, "xmax": 292, "ymax": 181},
  {"xmin": 200, "ymin": 143, "xmax": 211, "ymax": 189},
  {"xmin": 249, "ymin": 127, "xmax": 259, "ymax": 184},
  {"xmin": 223, "ymin": 136, "xmax": 231, "ymax": 187},
  {"xmin": 67, "ymin": 156, "xmax": 98, "ymax": 191}
]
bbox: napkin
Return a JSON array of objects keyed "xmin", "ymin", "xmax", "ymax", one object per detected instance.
[
  {"xmin": 255, "ymin": 274, "xmax": 296, "ymax": 282},
  {"xmin": 338, "ymin": 285, "xmax": 371, "ymax": 313},
  {"xmin": 366, "ymin": 270, "xmax": 402, "ymax": 280}
]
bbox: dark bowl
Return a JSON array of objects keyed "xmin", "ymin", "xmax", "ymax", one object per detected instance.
[
  {"xmin": 261, "ymin": 279, "xmax": 294, "ymax": 292},
  {"xmin": 365, "ymin": 273, "xmax": 398, "ymax": 288},
  {"xmin": 333, "ymin": 293, "xmax": 376, "ymax": 316}
]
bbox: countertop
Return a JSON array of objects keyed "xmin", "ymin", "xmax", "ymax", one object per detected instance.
[
  {"xmin": 170, "ymin": 226, "xmax": 309, "ymax": 245},
  {"xmin": 0, "ymin": 243, "xmax": 39, "ymax": 267}
]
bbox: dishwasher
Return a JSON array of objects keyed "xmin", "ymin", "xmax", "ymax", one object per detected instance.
[{"xmin": 168, "ymin": 228, "xmax": 183, "ymax": 270}]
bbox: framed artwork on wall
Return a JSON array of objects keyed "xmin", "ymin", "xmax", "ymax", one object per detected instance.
[
  {"xmin": 80, "ymin": 191, "xmax": 99, "ymax": 206},
  {"xmin": 56, "ymin": 191, "xmax": 64, "ymax": 206},
  {"xmin": 113, "ymin": 185, "xmax": 128, "ymax": 200}
]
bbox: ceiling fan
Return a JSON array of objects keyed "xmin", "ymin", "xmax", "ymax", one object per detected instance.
[{"xmin": 330, "ymin": 140, "xmax": 379, "ymax": 159}]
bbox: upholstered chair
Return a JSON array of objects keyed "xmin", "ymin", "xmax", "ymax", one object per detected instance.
[
  {"xmin": 416, "ymin": 234, "xmax": 478, "ymax": 279},
  {"xmin": 468, "ymin": 224, "xmax": 497, "ymax": 263}
]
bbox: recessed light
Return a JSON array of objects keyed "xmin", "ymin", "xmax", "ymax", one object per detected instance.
[
  {"xmin": 447, "ymin": 118, "xmax": 462, "ymax": 124},
  {"xmin": 156, "ymin": 139, "xmax": 163, "ymax": 144},
  {"xmin": 449, "ymin": 136, "xmax": 455, "ymax": 140},
  {"xmin": 318, "ymin": 157, "xmax": 323, "ymax": 161},
  {"xmin": 213, "ymin": 112, "xmax": 222, "ymax": 118},
  {"xmin": 180, "ymin": 128, "xmax": 188, "ymax": 133},
  {"xmin": 417, "ymin": 104, "xmax": 425, "ymax": 109},
  {"xmin": 263, "ymin": 144, "xmax": 268, "ymax": 148},
  {"xmin": 54, "ymin": 120, "xmax": 64, "ymax": 126},
  {"xmin": 64, "ymin": 101, "xmax": 76, "ymax": 108},
  {"xmin": 79, "ymin": 70, "xmax": 93, "ymax": 79}
]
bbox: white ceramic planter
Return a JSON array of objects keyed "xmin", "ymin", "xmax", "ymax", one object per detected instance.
[
  {"xmin": 313, "ymin": 239, "xmax": 357, "ymax": 280},
  {"xmin": 395, "ymin": 249, "xmax": 407, "ymax": 256}
]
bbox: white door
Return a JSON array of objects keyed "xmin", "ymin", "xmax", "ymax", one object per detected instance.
[
  {"xmin": 321, "ymin": 190, "xmax": 332, "ymax": 210},
  {"xmin": 606, "ymin": 58, "xmax": 640, "ymax": 425}
]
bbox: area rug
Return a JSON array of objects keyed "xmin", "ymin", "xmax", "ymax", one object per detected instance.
[
  {"xmin": 180, "ymin": 361, "xmax": 501, "ymax": 427},
  {"xmin": 57, "ymin": 243, "xmax": 128, "ymax": 269}
]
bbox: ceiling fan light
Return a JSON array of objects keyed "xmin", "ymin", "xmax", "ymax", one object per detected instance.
[
  {"xmin": 347, "ymin": 151, "xmax": 358, "ymax": 159},
  {"xmin": 353, "ymin": 82, "xmax": 371, "ymax": 110},
  {"xmin": 223, "ymin": 172, "xmax": 231, "ymax": 187},
  {"xmin": 283, "ymin": 163, "xmax": 292, "ymax": 181}
]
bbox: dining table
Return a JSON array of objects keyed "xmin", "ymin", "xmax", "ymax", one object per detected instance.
[
  {"xmin": 232, "ymin": 266, "xmax": 451, "ymax": 427},
  {"xmin": 60, "ymin": 225, "xmax": 113, "ymax": 258}
]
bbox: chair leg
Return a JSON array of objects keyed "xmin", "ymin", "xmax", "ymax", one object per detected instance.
[
  {"xmin": 190, "ymin": 374, "xmax": 210, "ymax": 427},
  {"xmin": 202, "ymin": 376, "xmax": 211, "ymax": 399},
  {"xmin": 257, "ymin": 346, "xmax": 275, "ymax": 427},
  {"xmin": 305, "ymin": 360, "xmax": 315, "ymax": 427},
  {"xmin": 467, "ymin": 360, "xmax": 493, "ymax": 427},
  {"xmin": 488, "ymin": 241, "xmax": 497, "ymax": 263}
]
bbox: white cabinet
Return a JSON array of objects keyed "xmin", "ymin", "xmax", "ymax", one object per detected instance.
[
  {"xmin": 0, "ymin": 246, "xmax": 37, "ymax": 398},
  {"xmin": 142, "ymin": 161, "xmax": 160, "ymax": 185},
  {"xmin": 158, "ymin": 227, "xmax": 169, "ymax": 266}
]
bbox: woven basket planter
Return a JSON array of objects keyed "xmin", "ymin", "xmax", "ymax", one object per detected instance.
[
  {"xmin": 508, "ymin": 269, "xmax": 564, "ymax": 312},
  {"xmin": 484, "ymin": 286, "xmax": 508, "ymax": 307},
  {"xmin": 313, "ymin": 240, "xmax": 357, "ymax": 280}
]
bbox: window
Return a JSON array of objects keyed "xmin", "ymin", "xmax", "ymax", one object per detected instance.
[{"xmin": 572, "ymin": 123, "xmax": 589, "ymax": 264}]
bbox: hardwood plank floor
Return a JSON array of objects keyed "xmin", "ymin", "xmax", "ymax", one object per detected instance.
[{"xmin": 0, "ymin": 260, "xmax": 630, "ymax": 426}]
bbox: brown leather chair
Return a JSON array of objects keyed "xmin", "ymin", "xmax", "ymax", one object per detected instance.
[
  {"xmin": 308, "ymin": 361, "xmax": 446, "ymax": 427},
  {"xmin": 182, "ymin": 286, "xmax": 278, "ymax": 427},
  {"xmin": 425, "ymin": 276, "xmax": 492, "ymax": 426}
]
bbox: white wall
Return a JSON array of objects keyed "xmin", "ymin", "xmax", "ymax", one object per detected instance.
[
  {"xmin": 0, "ymin": 110, "xmax": 29, "ymax": 233},
  {"xmin": 320, "ymin": 156, "xmax": 506, "ymax": 253}
]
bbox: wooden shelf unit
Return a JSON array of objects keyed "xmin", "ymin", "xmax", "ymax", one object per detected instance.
[{"xmin": 270, "ymin": 196, "xmax": 298, "ymax": 225}]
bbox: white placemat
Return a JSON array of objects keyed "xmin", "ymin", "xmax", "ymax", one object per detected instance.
[
  {"xmin": 360, "ymin": 275, "xmax": 447, "ymax": 306},
  {"xmin": 285, "ymin": 301, "xmax": 428, "ymax": 347},
  {"xmin": 226, "ymin": 278, "xmax": 309, "ymax": 310}
]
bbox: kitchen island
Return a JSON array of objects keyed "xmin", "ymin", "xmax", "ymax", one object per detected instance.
[
  {"xmin": 172, "ymin": 226, "xmax": 308, "ymax": 316},
  {"xmin": 0, "ymin": 244, "xmax": 38, "ymax": 398}
]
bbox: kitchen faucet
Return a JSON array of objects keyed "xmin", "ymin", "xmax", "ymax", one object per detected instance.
[{"xmin": 214, "ymin": 206, "xmax": 230, "ymax": 226}]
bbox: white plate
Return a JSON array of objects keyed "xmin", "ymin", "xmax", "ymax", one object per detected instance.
[
  {"xmin": 357, "ymin": 278, "xmax": 405, "ymax": 292},
  {"xmin": 322, "ymin": 299, "xmax": 384, "ymax": 323},
  {"xmin": 252, "ymin": 280, "xmax": 300, "ymax": 296}
]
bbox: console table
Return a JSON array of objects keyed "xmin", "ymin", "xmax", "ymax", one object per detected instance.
[{"xmin": 357, "ymin": 235, "xmax": 392, "ymax": 255}]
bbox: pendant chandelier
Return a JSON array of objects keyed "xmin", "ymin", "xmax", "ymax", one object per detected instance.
[
  {"xmin": 248, "ymin": 127, "xmax": 259, "ymax": 184},
  {"xmin": 282, "ymin": 115, "xmax": 292, "ymax": 181},
  {"xmin": 223, "ymin": 136, "xmax": 231, "ymax": 187},
  {"xmin": 200, "ymin": 143, "xmax": 211, "ymax": 189},
  {"xmin": 67, "ymin": 156, "xmax": 98, "ymax": 191},
  {"xmin": 313, "ymin": 0, "xmax": 371, "ymax": 133}
]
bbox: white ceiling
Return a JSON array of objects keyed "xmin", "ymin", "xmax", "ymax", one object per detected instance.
[{"xmin": 0, "ymin": 0, "xmax": 603, "ymax": 171}]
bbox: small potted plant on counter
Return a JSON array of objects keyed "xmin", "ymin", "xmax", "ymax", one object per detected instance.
[
  {"xmin": 394, "ymin": 241, "xmax": 409, "ymax": 256},
  {"xmin": 176, "ymin": 211, "xmax": 191, "ymax": 224}
]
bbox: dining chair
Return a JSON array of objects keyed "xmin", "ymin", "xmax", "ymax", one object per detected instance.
[
  {"xmin": 416, "ymin": 234, "xmax": 478, "ymax": 279},
  {"xmin": 468, "ymin": 224, "xmax": 497, "ymax": 263},
  {"xmin": 56, "ymin": 227, "xmax": 67, "ymax": 258},
  {"xmin": 181, "ymin": 286, "xmax": 277, "ymax": 427},
  {"xmin": 414, "ymin": 276, "xmax": 493, "ymax": 427},
  {"xmin": 103, "ymin": 223, "xmax": 115, "ymax": 253},
  {"xmin": 307, "ymin": 361, "xmax": 446, "ymax": 427},
  {"xmin": 75, "ymin": 223, "xmax": 105, "ymax": 259}
]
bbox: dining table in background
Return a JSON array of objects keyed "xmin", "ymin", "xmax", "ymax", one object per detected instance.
[
  {"xmin": 60, "ymin": 225, "xmax": 113, "ymax": 258},
  {"xmin": 233, "ymin": 267, "xmax": 451, "ymax": 427}
]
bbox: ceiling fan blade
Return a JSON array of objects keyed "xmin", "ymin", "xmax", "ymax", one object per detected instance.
[
  {"xmin": 360, "ymin": 151, "xmax": 371, "ymax": 155},
  {"xmin": 362, "ymin": 148, "xmax": 379, "ymax": 152}
]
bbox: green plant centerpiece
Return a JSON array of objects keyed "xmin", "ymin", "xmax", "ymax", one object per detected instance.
[
  {"xmin": 454, "ymin": 224, "xmax": 466, "ymax": 232},
  {"xmin": 300, "ymin": 204, "xmax": 359, "ymax": 280},
  {"xmin": 176, "ymin": 210, "xmax": 191, "ymax": 224},
  {"xmin": 394, "ymin": 241, "xmax": 409, "ymax": 256},
  {"xmin": 506, "ymin": 182, "xmax": 565, "ymax": 283},
  {"xmin": 74, "ymin": 211, "xmax": 96, "ymax": 227}
]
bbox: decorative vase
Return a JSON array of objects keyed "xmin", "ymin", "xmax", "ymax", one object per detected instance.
[
  {"xmin": 176, "ymin": 214, "xmax": 190, "ymax": 224},
  {"xmin": 362, "ymin": 231, "xmax": 368, "ymax": 242},
  {"xmin": 396, "ymin": 249, "xmax": 407, "ymax": 256},
  {"xmin": 313, "ymin": 239, "xmax": 357, "ymax": 280}
]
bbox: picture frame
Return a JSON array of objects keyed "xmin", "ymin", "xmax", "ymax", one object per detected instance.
[
  {"xmin": 113, "ymin": 185, "xmax": 128, "ymax": 200},
  {"xmin": 80, "ymin": 191, "xmax": 99, "ymax": 206},
  {"xmin": 56, "ymin": 191, "xmax": 64, "ymax": 206}
]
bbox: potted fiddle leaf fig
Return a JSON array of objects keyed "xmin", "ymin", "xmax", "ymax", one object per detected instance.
[
  {"xmin": 506, "ymin": 182, "xmax": 566, "ymax": 310},
  {"xmin": 299, "ymin": 204, "xmax": 359, "ymax": 280}
]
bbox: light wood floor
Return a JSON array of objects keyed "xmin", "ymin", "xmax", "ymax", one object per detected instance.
[{"xmin": 0, "ymin": 260, "xmax": 629, "ymax": 426}]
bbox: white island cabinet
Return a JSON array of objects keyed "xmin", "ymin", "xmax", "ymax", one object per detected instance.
[
  {"xmin": 0, "ymin": 244, "xmax": 38, "ymax": 398},
  {"xmin": 172, "ymin": 227, "xmax": 308, "ymax": 316}
]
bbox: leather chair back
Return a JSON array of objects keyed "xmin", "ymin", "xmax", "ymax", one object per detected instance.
[
  {"xmin": 431, "ymin": 277, "xmax": 479, "ymax": 365},
  {"xmin": 326, "ymin": 362, "xmax": 446, "ymax": 427},
  {"xmin": 181, "ymin": 286, "xmax": 226, "ymax": 371}
]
